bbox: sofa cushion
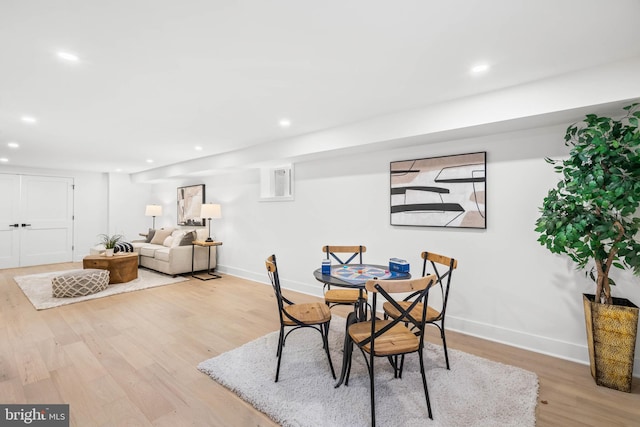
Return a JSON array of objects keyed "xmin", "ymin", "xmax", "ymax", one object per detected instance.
[
  {"xmin": 139, "ymin": 244, "xmax": 164, "ymax": 257},
  {"xmin": 154, "ymin": 247, "xmax": 171, "ymax": 262},
  {"xmin": 150, "ymin": 228, "xmax": 173, "ymax": 245},
  {"xmin": 130, "ymin": 241, "xmax": 147, "ymax": 251}
]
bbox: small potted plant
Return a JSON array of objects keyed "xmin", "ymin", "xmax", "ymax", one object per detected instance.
[
  {"xmin": 535, "ymin": 103, "xmax": 640, "ymax": 392},
  {"xmin": 97, "ymin": 233, "xmax": 124, "ymax": 257}
]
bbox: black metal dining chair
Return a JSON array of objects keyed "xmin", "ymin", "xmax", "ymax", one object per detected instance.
[
  {"xmin": 322, "ymin": 245, "xmax": 367, "ymax": 311},
  {"xmin": 383, "ymin": 251, "xmax": 458, "ymax": 369},
  {"xmin": 345, "ymin": 275, "xmax": 437, "ymax": 426},
  {"xmin": 265, "ymin": 254, "xmax": 336, "ymax": 382}
]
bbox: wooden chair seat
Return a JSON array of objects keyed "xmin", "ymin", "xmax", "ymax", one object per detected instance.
[
  {"xmin": 324, "ymin": 289, "xmax": 367, "ymax": 304},
  {"xmin": 383, "ymin": 301, "xmax": 441, "ymax": 323},
  {"xmin": 349, "ymin": 319, "xmax": 419, "ymax": 356},
  {"xmin": 282, "ymin": 303, "xmax": 331, "ymax": 326}
]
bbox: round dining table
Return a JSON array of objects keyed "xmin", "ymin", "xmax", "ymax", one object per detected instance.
[{"xmin": 313, "ymin": 263, "xmax": 411, "ymax": 387}]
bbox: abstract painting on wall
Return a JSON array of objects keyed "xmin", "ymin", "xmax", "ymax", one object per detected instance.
[
  {"xmin": 390, "ymin": 152, "xmax": 486, "ymax": 228},
  {"xmin": 177, "ymin": 184, "xmax": 205, "ymax": 226}
]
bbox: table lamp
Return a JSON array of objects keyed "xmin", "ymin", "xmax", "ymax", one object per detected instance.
[
  {"xmin": 145, "ymin": 204, "xmax": 162, "ymax": 229},
  {"xmin": 200, "ymin": 203, "xmax": 221, "ymax": 242}
]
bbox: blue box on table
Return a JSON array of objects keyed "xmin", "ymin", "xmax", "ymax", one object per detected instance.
[
  {"xmin": 321, "ymin": 259, "xmax": 331, "ymax": 274},
  {"xmin": 389, "ymin": 258, "xmax": 410, "ymax": 273}
]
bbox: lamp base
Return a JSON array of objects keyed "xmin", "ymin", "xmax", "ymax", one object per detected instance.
[{"xmin": 205, "ymin": 237, "xmax": 213, "ymax": 242}]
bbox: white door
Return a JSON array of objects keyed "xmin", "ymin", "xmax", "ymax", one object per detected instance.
[
  {"xmin": 0, "ymin": 174, "xmax": 74, "ymax": 268},
  {"xmin": 19, "ymin": 175, "xmax": 74, "ymax": 267},
  {"xmin": 0, "ymin": 174, "xmax": 21, "ymax": 268}
]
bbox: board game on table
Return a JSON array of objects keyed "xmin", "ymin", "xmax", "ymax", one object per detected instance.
[{"xmin": 329, "ymin": 264, "xmax": 408, "ymax": 285}]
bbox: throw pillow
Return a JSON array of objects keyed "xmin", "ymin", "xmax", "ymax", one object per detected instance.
[
  {"xmin": 145, "ymin": 228, "xmax": 156, "ymax": 243},
  {"xmin": 163, "ymin": 236, "xmax": 174, "ymax": 247},
  {"xmin": 150, "ymin": 228, "xmax": 173, "ymax": 245},
  {"xmin": 179, "ymin": 230, "xmax": 196, "ymax": 246},
  {"xmin": 113, "ymin": 242, "xmax": 134, "ymax": 253}
]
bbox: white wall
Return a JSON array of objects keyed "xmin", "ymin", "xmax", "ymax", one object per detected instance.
[
  {"xmin": 107, "ymin": 173, "xmax": 160, "ymax": 242},
  {"xmin": 164, "ymin": 122, "xmax": 640, "ymax": 373}
]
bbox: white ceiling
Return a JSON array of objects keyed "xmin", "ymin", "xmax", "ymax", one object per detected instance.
[{"xmin": 1, "ymin": 0, "xmax": 640, "ymax": 176}]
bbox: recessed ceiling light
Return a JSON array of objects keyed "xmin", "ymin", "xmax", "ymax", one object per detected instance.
[
  {"xmin": 7, "ymin": 142, "xmax": 19, "ymax": 148},
  {"xmin": 279, "ymin": 119, "xmax": 291, "ymax": 128},
  {"xmin": 194, "ymin": 146, "xmax": 203, "ymax": 151},
  {"xmin": 0, "ymin": 158, "xmax": 8, "ymax": 163},
  {"xmin": 57, "ymin": 51, "xmax": 79, "ymax": 62},
  {"xmin": 21, "ymin": 116, "xmax": 37, "ymax": 123},
  {"xmin": 470, "ymin": 63, "xmax": 490, "ymax": 74},
  {"xmin": 115, "ymin": 168, "xmax": 122, "ymax": 172},
  {"xmin": 146, "ymin": 159, "xmax": 154, "ymax": 163}
]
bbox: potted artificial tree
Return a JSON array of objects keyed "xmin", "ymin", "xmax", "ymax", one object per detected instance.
[{"xmin": 535, "ymin": 103, "xmax": 640, "ymax": 392}]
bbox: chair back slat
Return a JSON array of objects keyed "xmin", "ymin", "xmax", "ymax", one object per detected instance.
[
  {"xmin": 422, "ymin": 251, "xmax": 458, "ymax": 270},
  {"xmin": 365, "ymin": 276, "xmax": 430, "ymax": 293},
  {"xmin": 265, "ymin": 260, "xmax": 276, "ymax": 273},
  {"xmin": 265, "ymin": 255, "xmax": 286, "ymax": 315},
  {"xmin": 323, "ymin": 245, "xmax": 366, "ymax": 265}
]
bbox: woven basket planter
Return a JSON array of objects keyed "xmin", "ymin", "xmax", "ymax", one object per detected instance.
[{"xmin": 583, "ymin": 293, "xmax": 639, "ymax": 392}]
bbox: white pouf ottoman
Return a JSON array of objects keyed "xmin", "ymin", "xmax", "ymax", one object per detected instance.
[{"xmin": 52, "ymin": 269, "xmax": 110, "ymax": 298}]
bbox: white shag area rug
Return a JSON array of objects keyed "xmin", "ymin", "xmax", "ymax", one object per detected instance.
[
  {"xmin": 14, "ymin": 268, "xmax": 188, "ymax": 310},
  {"xmin": 198, "ymin": 316, "xmax": 538, "ymax": 427}
]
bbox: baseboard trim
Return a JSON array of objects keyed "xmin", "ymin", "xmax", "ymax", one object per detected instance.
[
  {"xmin": 217, "ymin": 264, "xmax": 322, "ymax": 295},
  {"xmin": 218, "ymin": 266, "xmax": 640, "ymax": 378}
]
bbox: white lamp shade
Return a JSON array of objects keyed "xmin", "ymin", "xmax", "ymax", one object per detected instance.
[
  {"xmin": 200, "ymin": 203, "xmax": 222, "ymax": 219},
  {"xmin": 145, "ymin": 205, "xmax": 162, "ymax": 216}
]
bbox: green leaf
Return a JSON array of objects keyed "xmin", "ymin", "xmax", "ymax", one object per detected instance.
[{"xmin": 536, "ymin": 105, "xmax": 640, "ymax": 289}]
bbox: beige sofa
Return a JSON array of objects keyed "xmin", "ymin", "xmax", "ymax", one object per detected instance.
[
  {"xmin": 91, "ymin": 228, "xmax": 216, "ymax": 276},
  {"xmin": 133, "ymin": 228, "xmax": 216, "ymax": 276}
]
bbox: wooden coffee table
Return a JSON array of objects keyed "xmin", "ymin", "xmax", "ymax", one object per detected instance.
[{"xmin": 82, "ymin": 253, "xmax": 139, "ymax": 284}]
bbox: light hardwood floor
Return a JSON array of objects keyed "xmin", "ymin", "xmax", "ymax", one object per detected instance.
[{"xmin": 1, "ymin": 263, "xmax": 639, "ymax": 426}]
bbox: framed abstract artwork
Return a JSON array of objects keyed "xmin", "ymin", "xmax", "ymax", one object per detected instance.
[
  {"xmin": 177, "ymin": 184, "xmax": 205, "ymax": 226},
  {"xmin": 390, "ymin": 152, "xmax": 486, "ymax": 228}
]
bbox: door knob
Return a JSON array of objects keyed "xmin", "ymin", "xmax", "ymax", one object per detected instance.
[
  {"xmin": 9, "ymin": 223, "xmax": 19, "ymax": 227},
  {"xmin": 21, "ymin": 223, "xmax": 32, "ymax": 227}
]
